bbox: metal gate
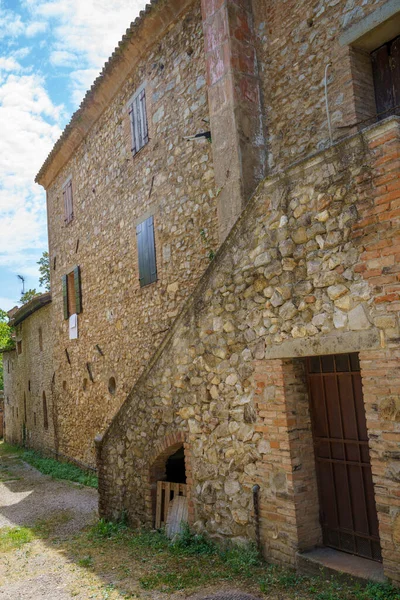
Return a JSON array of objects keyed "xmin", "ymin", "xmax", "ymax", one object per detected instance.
[{"xmin": 306, "ymin": 353, "xmax": 382, "ymax": 562}]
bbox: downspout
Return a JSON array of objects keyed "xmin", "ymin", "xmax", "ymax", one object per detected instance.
[
  {"xmin": 252, "ymin": 484, "xmax": 261, "ymax": 553},
  {"xmin": 324, "ymin": 63, "xmax": 333, "ymax": 146}
]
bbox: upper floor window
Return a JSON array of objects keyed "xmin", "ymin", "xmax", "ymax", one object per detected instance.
[
  {"xmin": 371, "ymin": 35, "xmax": 400, "ymax": 119},
  {"xmin": 136, "ymin": 216, "xmax": 157, "ymax": 287},
  {"xmin": 63, "ymin": 176, "xmax": 74, "ymax": 224},
  {"xmin": 62, "ymin": 266, "xmax": 82, "ymax": 319},
  {"xmin": 128, "ymin": 85, "xmax": 149, "ymax": 156}
]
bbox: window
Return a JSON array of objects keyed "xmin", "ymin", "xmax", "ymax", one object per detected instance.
[
  {"xmin": 62, "ymin": 266, "xmax": 82, "ymax": 319},
  {"xmin": 43, "ymin": 391, "xmax": 48, "ymax": 430},
  {"xmin": 136, "ymin": 216, "xmax": 157, "ymax": 287},
  {"xmin": 17, "ymin": 340, "xmax": 22, "ymax": 355},
  {"xmin": 371, "ymin": 36, "xmax": 400, "ymax": 119},
  {"xmin": 63, "ymin": 177, "xmax": 74, "ymax": 224},
  {"xmin": 128, "ymin": 85, "xmax": 149, "ymax": 155},
  {"xmin": 39, "ymin": 327, "xmax": 43, "ymax": 352}
]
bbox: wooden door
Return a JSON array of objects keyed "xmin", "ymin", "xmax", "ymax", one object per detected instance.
[
  {"xmin": 371, "ymin": 35, "xmax": 400, "ymax": 119},
  {"xmin": 306, "ymin": 353, "xmax": 382, "ymax": 562}
]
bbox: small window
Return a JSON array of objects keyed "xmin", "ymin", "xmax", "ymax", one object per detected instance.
[
  {"xmin": 62, "ymin": 266, "xmax": 82, "ymax": 319},
  {"xmin": 24, "ymin": 393, "xmax": 27, "ymax": 423},
  {"xmin": 128, "ymin": 85, "xmax": 149, "ymax": 156},
  {"xmin": 17, "ymin": 340, "xmax": 22, "ymax": 355},
  {"xmin": 43, "ymin": 392, "xmax": 48, "ymax": 430},
  {"xmin": 63, "ymin": 177, "xmax": 74, "ymax": 224},
  {"xmin": 136, "ymin": 216, "xmax": 157, "ymax": 287},
  {"xmin": 371, "ymin": 36, "xmax": 400, "ymax": 119},
  {"xmin": 39, "ymin": 327, "xmax": 43, "ymax": 352}
]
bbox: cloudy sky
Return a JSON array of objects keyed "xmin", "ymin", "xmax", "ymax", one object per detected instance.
[{"xmin": 0, "ymin": 0, "xmax": 145, "ymax": 310}]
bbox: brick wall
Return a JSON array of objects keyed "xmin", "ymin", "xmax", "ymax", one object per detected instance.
[{"xmin": 98, "ymin": 117, "xmax": 400, "ymax": 582}]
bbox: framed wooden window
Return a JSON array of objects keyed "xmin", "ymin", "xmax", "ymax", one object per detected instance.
[
  {"xmin": 371, "ymin": 35, "xmax": 400, "ymax": 119},
  {"xmin": 136, "ymin": 216, "xmax": 157, "ymax": 287},
  {"xmin": 128, "ymin": 85, "xmax": 149, "ymax": 156},
  {"xmin": 62, "ymin": 266, "xmax": 82, "ymax": 319},
  {"xmin": 63, "ymin": 177, "xmax": 74, "ymax": 224}
]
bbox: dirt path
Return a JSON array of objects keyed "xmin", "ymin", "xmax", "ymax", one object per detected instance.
[{"xmin": 0, "ymin": 452, "xmax": 102, "ymax": 599}]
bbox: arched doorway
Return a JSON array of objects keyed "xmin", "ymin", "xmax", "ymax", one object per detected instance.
[{"xmin": 149, "ymin": 439, "xmax": 188, "ymax": 535}]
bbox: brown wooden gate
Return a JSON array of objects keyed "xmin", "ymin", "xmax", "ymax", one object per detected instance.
[{"xmin": 306, "ymin": 353, "xmax": 382, "ymax": 562}]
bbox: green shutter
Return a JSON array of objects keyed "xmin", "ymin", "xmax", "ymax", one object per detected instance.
[
  {"xmin": 74, "ymin": 265, "xmax": 82, "ymax": 314},
  {"xmin": 147, "ymin": 216, "xmax": 157, "ymax": 283},
  {"xmin": 137, "ymin": 216, "xmax": 157, "ymax": 287},
  {"xmin": 62, "ymin": 274, "xmax": 69, "ymax": 319}
]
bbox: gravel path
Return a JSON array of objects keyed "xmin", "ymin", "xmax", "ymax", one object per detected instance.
[{"xmin": 0, "ymin": 452, "xmax": 99, "ymax": 600}]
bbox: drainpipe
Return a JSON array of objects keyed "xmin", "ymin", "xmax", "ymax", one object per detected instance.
[
  {"xmin": 252, "ymin": 484, "xmax": 261, "ymax": 554},
  {"xmin": 324, "ymin": 63, "xmax": 333, "ymax": 146}
]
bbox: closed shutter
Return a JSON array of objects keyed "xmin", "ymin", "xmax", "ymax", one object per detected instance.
[
  {"xmin": 63, "ymin": 180, "xmax": 73, "ymax": 223},
  {"xmin": 137, "ymin": 216, "xmax": 157, "ymax": 287},
  {"xmin": 129, "ymin": 87, "xmax": 148, "ymax": 155},
  {"xmin": 74, "ymin": 265, "xmax": 82, "ymax": 314},
  {"xmin": 62, "ymin": 274, "xmax": 69, "ymax": 319}
]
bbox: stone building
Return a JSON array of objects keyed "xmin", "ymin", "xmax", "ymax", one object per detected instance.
[
  {"xmin": 2, "ymin": 294, "xmax": 55, "ymax": 453},
  {"xmin": 4, "ymin": 0, "xmax": 400, "ymax": 586}
]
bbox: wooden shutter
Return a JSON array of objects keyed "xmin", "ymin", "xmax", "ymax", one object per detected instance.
[
  {"xmin": 74, "ymin": 266, "xmax": 82, "ymax": 314},
  {"xmin": 147, "ymin": 216, "xmax": 157, "ymax": 282},
  {"xmin": 137, "ymin": 216, "xmax": 157, "ymax": 287},
  {"xmin": 62, "ymin": 274, "xmax": 69, "ymax": 319},
  {"xmin": 129, "ymin": 103, "xmax": 136, "ymax": 155},
  {"xmin": 140, "ymin": 89, "xmax": 149, "ymax": 145},
  {"xmin": 129, "ymin": 87, "xmax": 148, "ymax": 155}
]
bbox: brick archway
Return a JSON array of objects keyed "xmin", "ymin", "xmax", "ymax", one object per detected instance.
[{"xmin": 146, "ymin": 431, "xmax": 194, "ymax": 527}]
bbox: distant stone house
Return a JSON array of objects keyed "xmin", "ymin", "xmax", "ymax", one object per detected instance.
[{"xmin": 4, "ymin": 0, "xmax": 400, "ymax": 586}]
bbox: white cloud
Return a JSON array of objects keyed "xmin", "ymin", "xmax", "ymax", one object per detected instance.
[
  {"xmin": 0, "ymin": 71, "xmax": 62, "ymax": 278},
  {"xmin": 0, "ymin": 57, "xmax": 22, "ymax": 72},
  {"xmin": 0, "ymin": 0, "xmax": 147, "ymax": 294},
  {"xmin": 25, "ymin": 0, "xmax": 146, "ymax": 105}
]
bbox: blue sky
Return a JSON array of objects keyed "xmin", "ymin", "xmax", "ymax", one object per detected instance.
[{"xmin": 0, "ymin": 0, "xmax": 145, "ymax": 311}]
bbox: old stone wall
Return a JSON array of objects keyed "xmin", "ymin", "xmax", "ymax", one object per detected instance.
[
  {"xmin": 45, "ymin": 0, "xmax": 218, "ymax": 467},
  {"xmin": 252, "ymin": 0, "xmax": 391, "ymax": 171},
  {"xmin": 2, "ymin": 304, "xmax": 55, "ymax": 453},
  {"xmin": 0, "ymin": 390, "xmax": 4, "ymax": 438},
  {"xmin": 98, "ymin": 117, "xmax": 400, "ymax": 583}
]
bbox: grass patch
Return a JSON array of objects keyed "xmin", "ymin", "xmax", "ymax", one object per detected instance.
[
  {"xmin": 0, "ymin": 441, "xmax": 97, "ymax": 488},
  {"xmin": 0, "ymin": 526, "xmax": 34, "ymax": 552},
  {"xmin": 76, "ymin": 521, "xmax": 400, "ymax": 599}
]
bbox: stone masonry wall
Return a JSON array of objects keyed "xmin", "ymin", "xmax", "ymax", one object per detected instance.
[
  {"xmin": 45, "ymin": 0, "xmax": 218, "ymax": 467},
  {"xmin": 3, "ymin": 304, "xmax": 55, "ymax": 453},
  {"xmin": 252, "ymin": 0, "xmax": 391, "ymax": 171},
  {"xmin": 98, "ymin": 117, "xmax": 400, "ymax": 583}
]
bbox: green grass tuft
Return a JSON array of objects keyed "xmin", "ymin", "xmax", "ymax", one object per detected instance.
[
  {"xmin": 21, "ymin": 448, "xmax": 98, "ymax": 487},
  {"xmin": 0, "ymin": 527, "xmax": 34, "ymax": 552}
]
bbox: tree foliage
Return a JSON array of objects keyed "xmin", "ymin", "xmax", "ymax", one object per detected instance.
[
  {"xmin": 38, "ymin": 251, "xmax": 50, "ymax": 292},
  {"xmin": 20, "ymin": 289, "xmax": 39, "ymax": 305},
  {"xmin": 0, "ymin": 309, "xmax": 14, "ymax": 391}
]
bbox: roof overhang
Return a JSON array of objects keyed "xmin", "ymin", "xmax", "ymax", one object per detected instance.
[
  {"xmin": 36, "ymin": 0, "xmax": 195, "ymax": 190},
  {"xmin": 10, "ymin": 292, "xmax": 52, "ymax": 327}
]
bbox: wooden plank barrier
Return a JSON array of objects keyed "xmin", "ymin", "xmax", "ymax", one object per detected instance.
[{"xmin": 155, "ymin": 481, "xmax": 187, "ymax": 529}]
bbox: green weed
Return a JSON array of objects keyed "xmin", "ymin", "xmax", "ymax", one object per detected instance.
[
  {"xmin": 21, "ymin": 449, "xmax": 98, "ymax": 487},
  {"xmin": 78, "ymin": 555, "xmax": 94, "ymax": 568},
  {"xmin": 89, "ymin": 519, "xmax": 128, "ymax": 541},
  {"xmin": 0, "ymin": 526, "xmax": 34, "ymax": 551}
]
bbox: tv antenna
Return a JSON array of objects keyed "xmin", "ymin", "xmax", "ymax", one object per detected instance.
[{"xmin": 17, "ymin": 275, "xmax": 25, "ymax": 295}]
